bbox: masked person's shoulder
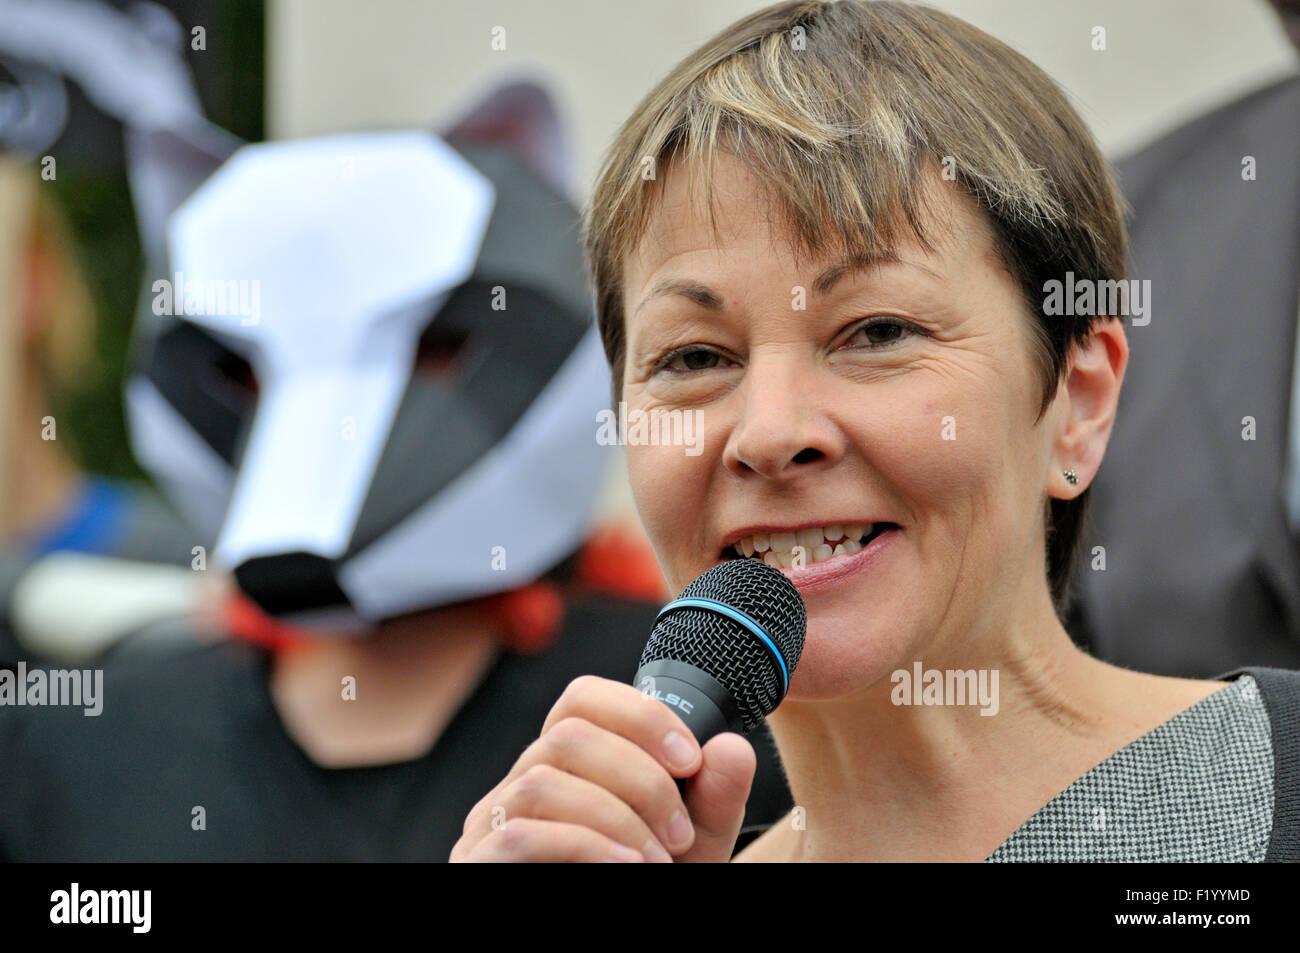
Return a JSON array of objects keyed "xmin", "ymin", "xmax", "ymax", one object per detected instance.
[
  {"xmin": 525, "ymin": 590, "xmax": 662, "ymax": 684},
  {"xmin": 0, "ymin": 638, "xmax": 269, "ymax": 749},
  {"xmin": 0, "ymin": 637, "xmax": 273, "ymax": 860}
]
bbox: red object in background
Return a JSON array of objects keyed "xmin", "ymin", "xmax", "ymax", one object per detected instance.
[
  {"xmin": 225, "ymin": 592, "xmax": 311, "ymax": 652},
  {"xmin": 485, "ymin": 581, "xmax": 565, "ymax": 655},
  {"xmin": 574, "ymin": 523, "xmax": 670, "ymax": 603},
  {"xmin": 486, "ymin": 524, "xmax": 667, "ymax": 654}
]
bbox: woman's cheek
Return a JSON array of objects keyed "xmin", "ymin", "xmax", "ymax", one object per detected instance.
[
  {"xmin": 624, "ymin": 442, "xmax": 667, "ymax": 525},
  {"xmin": 625, "ymin": 442, "xmax": 695, "ymax": 583},
  {"xmin": 901, "ymin": 385, "xmax": 1004, "ymax": 490}
]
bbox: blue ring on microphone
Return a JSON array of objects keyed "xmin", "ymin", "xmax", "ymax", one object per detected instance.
[{"xmin": 655, "ymin": 597, "xmax": 789, "ymax": 693}]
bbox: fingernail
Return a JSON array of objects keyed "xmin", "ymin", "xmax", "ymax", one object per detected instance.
[
  {"xmin": 666, "ymin": 810, "xmax": 693, "ymax": 850},
  {"xmin": 643, "ymin": 839, "xmax": 673, "ymax": 864},
  {"xmin": 663, "ymin": 731, "xmax": 696, "ymax": 771},
  {"xmin": 610, "ymin": 844, "xmax": 644, "ymax": 862}
]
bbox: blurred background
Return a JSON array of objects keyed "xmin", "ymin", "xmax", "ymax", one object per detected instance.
[
  {"xmin": 271, "ymin": 0, "xmax": 1298, "ymax": 167},
  {"xmin": 2, "ymin": 0, "xmax": 260, "ymax": 482}
]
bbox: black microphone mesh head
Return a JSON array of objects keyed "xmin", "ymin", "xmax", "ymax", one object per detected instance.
[{"xmin": 640, "ymin": 559, "xmax": 806, "ymax": 732}]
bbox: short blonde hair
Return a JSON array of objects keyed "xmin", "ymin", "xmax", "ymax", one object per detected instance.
[{"xmin": 581, "ymin": 0, "xmax": 1129, "ymax": 617}]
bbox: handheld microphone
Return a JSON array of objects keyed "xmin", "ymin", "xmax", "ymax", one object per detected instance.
[{"xmin": 634, "ymin": 558, "xmax": 806, "ymax": 746}]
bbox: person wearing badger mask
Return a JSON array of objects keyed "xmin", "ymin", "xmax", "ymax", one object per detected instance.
[{"xmin": 0, "ymin": 80, "xmax": 794, "ymax": 861}]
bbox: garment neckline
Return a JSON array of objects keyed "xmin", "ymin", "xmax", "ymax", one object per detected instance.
[
  {"xmin": 983, "ymin": 675, "xmax": 1253, "ymax": 859},
  {"xmin": 735, "ymin": 675, "xmax": 1251, "ymax": 862}
]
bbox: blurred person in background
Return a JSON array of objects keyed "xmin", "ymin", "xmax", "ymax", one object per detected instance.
[
  {"xmin": 0, "ymin": 77, "xmax": 793, "ymax": 861},
  {"xmin": 0, "ymin": 159, "xmax": 99, "ymax": 557},
  {"xmin": 0, "ymin": 0, "xmax": 222, "ymax": 668},
  {"xmin": 1066, "ymin": 0, "xmax": 1300, "ymax": 677}
]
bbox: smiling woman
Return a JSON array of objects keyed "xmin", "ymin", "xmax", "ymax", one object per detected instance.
[
  {"xmin": 450, "ymin": 0, "xmax": 1300, "ymax": 863},
  {"xmin": 584, "ymin": 0, "xmax": 1130, "ymax": 619}
]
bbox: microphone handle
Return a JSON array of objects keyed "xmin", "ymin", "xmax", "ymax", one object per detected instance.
[{"xmin": 634, "ymin": 658, "xmax": 747, "ymax": 795}]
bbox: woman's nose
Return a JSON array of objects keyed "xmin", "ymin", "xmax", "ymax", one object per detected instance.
[{"xmin": 722, "ymin": 358, "xmax": 846, "ymax": 481}]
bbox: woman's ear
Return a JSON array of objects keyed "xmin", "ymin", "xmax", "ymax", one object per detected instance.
[{"xmin": 1049, "ymin": 317, "xmax": 1129, "ymax": 498}]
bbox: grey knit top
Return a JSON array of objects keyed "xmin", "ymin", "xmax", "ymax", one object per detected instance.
[{"xmin": 985, "ymin": 675, "xmax": 1273, "ymax": 862}]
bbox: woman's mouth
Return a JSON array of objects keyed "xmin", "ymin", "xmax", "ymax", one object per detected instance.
[
  {"xmin": 722, "ymin": 520, "xmax": 904, "ymax": 595},
  {"xmin": 721, "ymin": 522, "xmax": 900, "ymax": 594},
  {"xmin": 721, "ymin": 523, "xmax": 896, "ymax": 568}
]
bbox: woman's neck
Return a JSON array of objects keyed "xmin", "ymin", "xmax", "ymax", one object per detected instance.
[{"xmin": 745, "ymin": 592, "xmax": 1221, "ymax": 862}]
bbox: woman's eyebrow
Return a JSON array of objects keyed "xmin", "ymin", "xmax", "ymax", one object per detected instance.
[
  {"xmin": 634, "ymin": 252, "xmax": 941, "ymax": 317},
  {"xmin": 634, "ymin": 279, "xmax": 724, "ymax": 317},
  {"xmin": 813, "ymin": 251, "xmax": 943, "ymax": 293}
]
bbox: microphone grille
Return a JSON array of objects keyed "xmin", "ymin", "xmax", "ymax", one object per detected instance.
[{"xmin": 640, "ymin": 559, "xmax": 806, "ymax": 732}]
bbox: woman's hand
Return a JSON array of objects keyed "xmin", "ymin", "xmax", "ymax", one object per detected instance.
[{"xmin": 449, "ymin": 675, "xmax": 756, "ymax": 862}]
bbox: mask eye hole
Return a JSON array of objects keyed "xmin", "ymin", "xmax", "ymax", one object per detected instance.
[
  {"xmin": 215, "ymin": 348, "xmax": 258, "ymax": 400},
  {"xmin": 414, "ymin": 323, "xmax": 471, "ymax": 379}
]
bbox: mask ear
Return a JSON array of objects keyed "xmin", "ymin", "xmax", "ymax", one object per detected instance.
[
  {"xmin": 126, "ymin": 121, "xmax": 241, "ymax": 265},
  {"xmin": 441, "ymin": 78, "xmax": 573, "ymax": 197}
]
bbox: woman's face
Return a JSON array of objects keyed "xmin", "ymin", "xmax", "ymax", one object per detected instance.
[{"xmin": 620, "ymin": 153, "xmax": 1073, "ymax": 701}]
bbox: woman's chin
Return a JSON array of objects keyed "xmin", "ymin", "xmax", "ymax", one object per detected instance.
[{"xmin": 782, "ymin": 614, "xmax": 918, "ymax": 702}]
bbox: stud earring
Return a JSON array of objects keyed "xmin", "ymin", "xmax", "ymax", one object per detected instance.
[{"xmin": 1064, "ymin": 469, "xmax": 1079, "ymax": 485}]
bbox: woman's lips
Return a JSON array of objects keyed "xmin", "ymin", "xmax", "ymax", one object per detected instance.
[{"xmin": 776, "ymin": 525, "xmax": 898, "ymax": 594}]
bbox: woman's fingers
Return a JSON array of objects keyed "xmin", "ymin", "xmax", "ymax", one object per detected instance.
[
  {"xmin": 495, "ymin": 763, "xmax": 673, "ymax": 862},
  {"xmin": 454, "ymin": 676, "xmax": 699, "ymax": 861},
  {"xmin": 463, "ymin": 817, "xmax": 649, "ymax": 863},
  {"xmin": 508, "ymin": 717, "xmax": 690, "ymax": 852},
  {"xmin": 676, "ymin": 732, "xmax": 756, "ymax": 863},
  {"xmin": 452, "ymin": 675, "xmax": 750, "ymax": 863},
  {"xmin": 540, "ymin": 675, "xmax": 703, "ymax": 777}
]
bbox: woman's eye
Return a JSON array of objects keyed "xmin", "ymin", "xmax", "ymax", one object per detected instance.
[
  {"xmin": 655, "ymin": 347, "xmax": 726, "ymax": 374},
  {"xmin": 843, "ymin": 317, "xmax": 915, "ymax": 349}
]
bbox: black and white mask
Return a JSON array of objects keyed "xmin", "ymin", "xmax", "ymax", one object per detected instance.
[{"xmin": 126, "ymin": 84, "xmax": 612, "ymax": 627}]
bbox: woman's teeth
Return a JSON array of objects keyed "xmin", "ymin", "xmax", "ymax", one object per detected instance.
[{"xmin": 733, "ymin": 524, "xmax": 873, "ymax": 568}]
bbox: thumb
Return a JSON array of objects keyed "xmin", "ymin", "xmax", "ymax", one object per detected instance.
[{"xmin": 676, "ymin": 732, "xmax": 755, "ymax": 863}]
